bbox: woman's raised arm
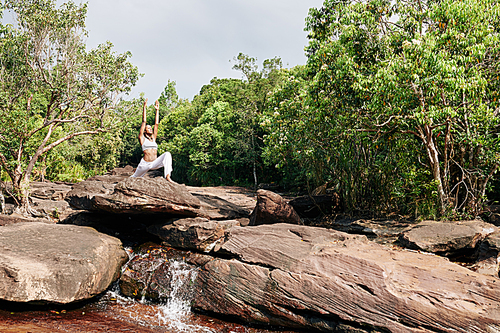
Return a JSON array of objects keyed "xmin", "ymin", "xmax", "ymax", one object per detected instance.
[
  {"xmin": 138, "ymin": 98, "xmax": 148, "ymax": 144},
  {"xmin": 153, "ymin": 100, "xmax": 159, "ymax": 139}
]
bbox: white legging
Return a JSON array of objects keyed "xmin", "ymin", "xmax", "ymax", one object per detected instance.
[{"xmin": 131, "ymin": 152, "xmax": 172, "ymax": 178}]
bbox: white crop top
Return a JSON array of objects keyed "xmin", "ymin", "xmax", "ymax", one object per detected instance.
[{"xmin": 142, "ymin": 137, "xmax": 158, "ymax": 151}]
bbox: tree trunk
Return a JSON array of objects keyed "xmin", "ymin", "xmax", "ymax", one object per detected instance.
[{"xmin": 422, "ymin": 126, "xmax": 448, "ymax": 214}]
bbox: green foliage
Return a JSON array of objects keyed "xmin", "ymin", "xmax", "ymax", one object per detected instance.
[
  {"xmin": 264, "ymin": 0, "xmax": 500, "ymax": 218},
  {"xmin": 0, "ymin": 0, "xmax": 138, "ymax": 207},
  {"xmin": 157, "ymin": 56, "xmax": 284, "ymax": 187}
]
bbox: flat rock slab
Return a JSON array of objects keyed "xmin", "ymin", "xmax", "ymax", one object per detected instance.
[
  {"xmin": 66, "ymin": 174, "xmax": 251, "ymax": 220},
  {"xmin": 194, "ymin": 223, "xmax": 500, "ymax": 332},
  {"xmin": 0, "ymin": 222, "xmax": 127, "ymax": 304},
  {"xmin": 399, "ymin": 220, "xmax": 497, "ymax": 253},
  {"xmin": 65, "ymin": 180, "xmax": 116, "ymax": 211},
  {"xmin": 30, "ymin": 182, "xmax": 73, "ymax": 201},
  {"xmin": 186, "ymin": 186, "xmax": 256, "ymax": 211},
  {"xmin": 91, "ymin": 177, "xmax": 201, "ymax": 215},
  {"xmin": 147, "ymin": 217, "xmax": 240, "ymax": 253},
  {"xmin": 330, "ymin": 218, "xmax": 415, "ymax": 239}
]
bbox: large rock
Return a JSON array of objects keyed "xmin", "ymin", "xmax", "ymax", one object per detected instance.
[
  {"xmin": 193, "ymin": 193, "xmax": 251, "ymax": 220},
  {"xmin": 30, "ymin": 181, "xmax": 73, "ymax": 201},
  {"xmin": 399, "ymin": 220, "xmax": 496, "ymax": 254},
  {"xmin": 147, "ymin": 217, "xmax": 240, "ymax": 253},
  {"xmin": 90, "ymin": 177, "xmax": 202, "ymax": 215},
  {"xmin": 66, "ymin": 174, "xmax": 251, "ymax": 220},
  {"xmin": 65, "ymin": 180, "xmax": 116, "ymax": 210},
  {"xmin": 473, "ymin": 232, "xmax": 500, "ymax": 277},
  {"xmin": 119, "ymin": 244, "xmax": 206, "ymax": 300},
  {"xmin": 194, "ymin": 224, "xmax": 500, "ymax": 332},
  {"xmin": 0, "ymin": 222, "xmax": 128, "ymax": 304},
  {"xmin": 249, "ymin": 190, "xmax": 301, "ymax": 226},
  {"xmin": 187, "ymin": 186, "xmax": 256, "ymax": 211}
]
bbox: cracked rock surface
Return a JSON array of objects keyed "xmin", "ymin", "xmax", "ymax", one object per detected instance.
[{"xmin": 193, "ymin": 223, "xmax": 500, "ymax": 333}]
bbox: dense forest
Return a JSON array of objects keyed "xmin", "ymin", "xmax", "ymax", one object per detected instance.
[{"xmin": 1, "ymin": 0, "xmax": 500, "ymax": 220}]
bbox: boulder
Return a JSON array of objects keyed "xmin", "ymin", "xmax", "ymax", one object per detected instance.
[
  {"xmin": 31, "ymin": 197, "xmax": 72, "ymax": 220},
  {"xmin": 473, "ymin": 232, "xmax": 500, "ymax": 277},
  {"xmin": 194, "ymin": 223, "xmax": 500, "ymax": 332},
  {"xmin": 147, "ymin": 217, "xmax": 240, "ymax": 253},
  {"xmin": 289, "ymin": 193, "xmax": 340, "ymax": 218},
  {"xmin": 30, "ymin": 181, "xmax": 73, "ymax": 201},
  {"xmin": 90, "ymin": 177, "xmax": 201, "ymax": 215},
  {"xmin": 249, "ymin": 190, "xmax": 301, "ymax": 226},
  {"xmin": 66, "ymin": 174, "xmax": 252, "ymax": 220},
  {"xmin": 0, "ymin": 222, "xmax": 127, "ymax": 304},
  {"xmin": 398, "ymin": 220, "xmax": 496, "ymax": 254},
  {"xmin": 65, "ymin": 180, "xmax": 116, "ymax": 210},
  {"xmin": 119, "ymin": 244, "xmax": 206, "ymax": 300}
]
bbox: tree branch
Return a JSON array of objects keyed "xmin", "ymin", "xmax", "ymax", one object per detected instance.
[{"xmin": 42, "ymin": 129, "xmax": 106, "ymax": 154}]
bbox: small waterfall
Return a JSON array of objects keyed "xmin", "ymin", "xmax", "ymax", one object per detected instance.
[
  {"xmin": 108, "ymin": 246, "xmax": 215, "ymax": 333},
  {"xmin": 155, "ymin": 260, "xmax": 213, "ymax": 332}
]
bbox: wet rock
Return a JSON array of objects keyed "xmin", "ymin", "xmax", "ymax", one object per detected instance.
[
  {"xmin": 119, "ymin": 244, "xmax": 202, "ymax": 301},
  {"xmin": 249, "ymin": 190, "xmax": 301, "ymax": 226},
  {"xmin": 288, "ymin": 194, "xmax": 340, "ymax": 218},
  {"xmin": 0, "ymin": 222, "xmax": 127, "ymax": 304},
  {"xmin": 195, "ymin": 223, "xmax": 500, "ymax": 332},
  {"xmin": 398, "ymin": 220, "xmax": 496, "ymax": 254},
  {"xmin": 147, "ymin": 217, "xmax": 240, "ymax": 253}
]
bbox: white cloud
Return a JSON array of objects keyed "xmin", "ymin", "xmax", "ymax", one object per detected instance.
[{"xmin": 38, "ymin": 0, "xmax": 327, "ymax": 101}]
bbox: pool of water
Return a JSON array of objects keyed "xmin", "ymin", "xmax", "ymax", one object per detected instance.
[{"xmin": 0, "ymin": 245, "xmax": 301, "ymax": 333}]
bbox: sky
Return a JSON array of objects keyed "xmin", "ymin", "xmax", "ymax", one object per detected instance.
[{"xmin": 78, "ymin": 0, "xmax": 325, "ymax": 102}]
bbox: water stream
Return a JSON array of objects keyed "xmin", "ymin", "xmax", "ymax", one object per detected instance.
[{"xmin": 0, "ymin": 245, "xmax": 300, "ymax": 333}]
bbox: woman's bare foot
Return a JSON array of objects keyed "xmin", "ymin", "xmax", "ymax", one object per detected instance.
[{"xmin": 166, "ymin": 174, "xmax": 175, "ymax": 183}]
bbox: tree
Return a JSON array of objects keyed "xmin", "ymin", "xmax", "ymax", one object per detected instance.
[
  {"xmin": 0, "ymin": 0, "xmax": 139, "ymax": 214},
  {"xmin": 280, "ymin": 0, "xmax": 500, "ymax": 218},
  {"xmin": 157, "ymin": 80, "xmax": 179, "ymax": 118}
]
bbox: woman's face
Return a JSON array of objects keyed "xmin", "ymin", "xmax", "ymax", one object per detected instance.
[{"xmin": 145, "ymin": 125, "xmax": 153, "ymax": 135}]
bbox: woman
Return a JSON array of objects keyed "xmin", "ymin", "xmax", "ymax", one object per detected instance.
[{"xmin": 131, "ymin": 98, "xmax": 173, "ymax": 181}]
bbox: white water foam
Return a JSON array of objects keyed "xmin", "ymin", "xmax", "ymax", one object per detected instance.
[{"xmin": 109, "ymin": 256, "xmax": 215, "ymax": 333}]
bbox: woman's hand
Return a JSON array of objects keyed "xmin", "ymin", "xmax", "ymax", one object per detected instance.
[{"xmin": 154, "ymin": 100, "xmax": 159, "ymax": 111}]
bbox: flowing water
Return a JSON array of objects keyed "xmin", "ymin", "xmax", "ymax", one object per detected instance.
[{"xmin": 0, "ymin": 246, "xmax": 300, "ymax": 333}]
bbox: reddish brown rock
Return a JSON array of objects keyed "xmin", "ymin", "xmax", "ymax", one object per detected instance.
[
  {"xmin": 66, "ymin": 173, "xmax": 251, "ymax": 220},
  {"xmin": 91, "ymin": 177, "xmax": 201, "ymax": 215},
  {"xmin": 473, "ymin": 232, "xmax": 500, "ymax": 277},
  {"xmin": 194, "ymin": 224, "xmax": 500, "ymax": 332},
  {"xmin": 249, "ymin": 190, "xmax": 301, "ymax": 226},
  {"xmin": 0, "ymin": 222, "xmax": 127, "ymax": 304},
  {"xmin": 147, "ymin": 217, "xmax": 240, "ymax": 253},
  {"xmin": 399, "ymin": 220, "xmax": 496, "ymax": 253},
  {"xmin": 119, "ymin": 244, "xmax": 204, "ymax": 301}
]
